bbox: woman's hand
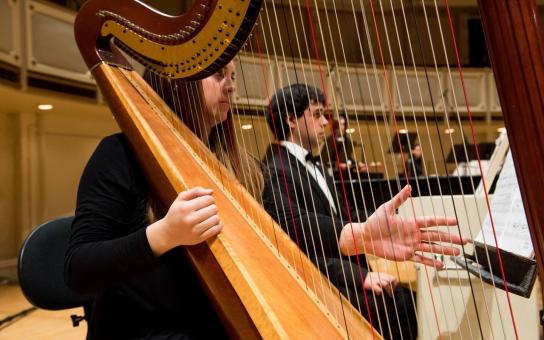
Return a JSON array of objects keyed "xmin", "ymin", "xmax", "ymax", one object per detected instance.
[
  {"xmin": 147, "ymin": 187, "xmax": 222, "ymax": 256},
  {"xmin": 340, "ymin": 185, "xmax": 468, "ymax": 268},
  {"xmin": 363, "ymin": 272, "xmax": 398, "ymax": 296}
]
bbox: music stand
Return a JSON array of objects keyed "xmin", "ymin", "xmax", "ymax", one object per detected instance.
[{"xmin": 446, "ymin": 143, "xmax": 496, "ymax": 163}]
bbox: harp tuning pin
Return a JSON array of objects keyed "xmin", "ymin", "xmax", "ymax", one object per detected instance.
[{"xmin": 190, "ymin": 20, "xmax": 201, "ymax": 27}]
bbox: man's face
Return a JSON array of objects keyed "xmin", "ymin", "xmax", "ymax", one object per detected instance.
[
  {"xmin": 289, "ymin": 101, "xmax": 328, "ymax": 150},
  {"xmin": 338, "ymin": 117, "xmax": 346, "ymax": 133},
  {"xmin": 412, "ymin": 145, "xmax": 422, "ymax": 159}
]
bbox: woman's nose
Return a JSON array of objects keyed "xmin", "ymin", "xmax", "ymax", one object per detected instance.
[{"xmin": 224, "ymin": 78, "xmax": 235, "ymax": 94}]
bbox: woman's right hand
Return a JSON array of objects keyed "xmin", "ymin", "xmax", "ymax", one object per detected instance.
[{"xmin": 146, "ymin": 187, "xmax": 222, "ymax": 256}]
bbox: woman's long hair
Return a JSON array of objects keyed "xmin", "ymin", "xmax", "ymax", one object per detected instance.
[{"xmin": 143, "ymin": 70, "xmax": 264, "ymax": 220}]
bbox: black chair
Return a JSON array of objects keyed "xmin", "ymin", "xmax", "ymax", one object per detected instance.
[{"xmin": 17, "ymin": 216, "xmax": 93, "ymax": 326}]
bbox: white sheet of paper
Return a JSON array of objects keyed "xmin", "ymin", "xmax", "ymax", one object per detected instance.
[{"xmin": 474, "ymin": 151, "xmax": 533, "ymax": 258}]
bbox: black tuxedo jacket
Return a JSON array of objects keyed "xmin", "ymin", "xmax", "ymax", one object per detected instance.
[{"xmin": 262, "ymin": 144, "xmax": 368, "ymax": 288}]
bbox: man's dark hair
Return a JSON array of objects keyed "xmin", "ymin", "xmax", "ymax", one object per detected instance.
[{"xmin": 267, "ymin": 83, "xmax": 325, "ymax": 141}]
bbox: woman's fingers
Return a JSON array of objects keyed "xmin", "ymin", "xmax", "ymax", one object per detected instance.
[
  {"xmin": 178, "ymin": 187, "xmax": 213, "ymax": 201},
  {"xmin": 184, "ymin": 194, "xmax": 215, "ymax": 212},
  {"xmin": 194, "ymin": 214, "xmax": 221, "ymax": 235},
  {"xmin": 199, "ymin": 223, "xmax": 223, "ymax": 241},
  {"xmin": 191, "ymin": 203, "xmax": 218, "ymax": 225}
]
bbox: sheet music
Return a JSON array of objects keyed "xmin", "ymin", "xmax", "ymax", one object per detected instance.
[{"xmin": 474, "ymin": 151, "xmax": 534, "ymax": 258}]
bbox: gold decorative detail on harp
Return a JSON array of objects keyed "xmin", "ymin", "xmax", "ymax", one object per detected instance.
[{"xmin": 98, "ymin": 0, "xmax": 251, "ymax": 77}]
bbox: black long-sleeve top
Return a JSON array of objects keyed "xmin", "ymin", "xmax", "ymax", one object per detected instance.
[{"xmin": 64, "ymin": 134, "xmax": 226, "ymax": 340}]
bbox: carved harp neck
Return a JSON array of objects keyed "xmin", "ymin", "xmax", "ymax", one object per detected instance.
[{"xmin": 75, "ymin": 0, "xmax": 262, "ymax": 79}]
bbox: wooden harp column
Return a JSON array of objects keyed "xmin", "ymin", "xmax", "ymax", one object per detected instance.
[
  {"xmin": 477, "ymin": 0, "xmax": 544, "ymax": 281},
  {"xmin": 74, "ymin": 0, "xmax": 377, "ymax": 338}
]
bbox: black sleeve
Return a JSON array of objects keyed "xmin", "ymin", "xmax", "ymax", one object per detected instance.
[
  {"xmin": 262, "ymin": 165, "xmax": 345, "ymax": 260},
  {"xmin": 64, "ymin": 135, "xmax": 159, "ymax": 294}
]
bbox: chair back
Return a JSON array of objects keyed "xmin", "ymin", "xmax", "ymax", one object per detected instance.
[{"xmin": 18, "ymin": 216, "xmax": 93, "ymax": 310}]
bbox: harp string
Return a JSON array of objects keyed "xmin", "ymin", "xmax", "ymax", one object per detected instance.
[
  {"xmin": 348, "ymin": 2, "xmax": 425, "ymax": 334},
  {"xmin": 366, "ymin": 0, "xmax": 453, "ymax": 337},
  {"xmin": 428, "ymin": 0, "xmax": 509, "ymax": 336},
  {"xmin": 265, "ymin": 3, "xmax": 344, "ymax": 306},
  {"xmin": 256, "ymin": 3, "xmax": 351, "ymax": 326},
  {"xmin": 310, "ymin": 0, "xmax": 410, "ymax": 337},
  {"xmin": 380, "ymin": 4, "xmax": 474, "ymax": 336},
  {"xmin": 252, "ymin": 18, "xmax": 307, "ymax": 283},
  {"xmin": 277, "ymin": 0, "xmax": 367, "ymax": 319},
  {"xmin": 394, "ymin": 1, "xmax": 481, "ymax": 337},
  {"xmin": 441, "ymin": 0, "xmax": 519, "ymax": 337},
  {"xmin": 262, "ymin": 1, "xmax": 316, "ymax": 288},
  {"xmin": 348, "ymin": 2, "xmax": 436, "ymax": 334},
  {"xmin": 275, "ymin": 1, "xmax": 339, "ymax": 298},
  {"xmin": 300, "ymin": 1, "xmax": 390, "ymax": 338},
  {"xmin": 403, "ymin": 4, "xmax": 484, "ymax": 336},
  {"xmin": 381, "ymin": 2, "xmax": 465, "ymax": 334},
  {"xmin": 255, "ymin": 1, "xmax": 374, "ymax": 330},
  {"xmin": 418, "ymin": 1, "xmax": 500, "ymax": 337},
  {"xmin": 398, "ymin": 3, "xmax": 470, "ymax": 334},
  {"xmin": 361, "ymin": 4, "xmax": 451, "ymax": 338},
  {"xmin": 370, "ymin": 1, "xmax": 445, "ymax": 337},
  {"xmin": 289, "ymin": 0, "xmax": 375, "ymax": 320},
  {"xmin": 258, "ymin": 6, "xmax": 352, "ymax": 323}
]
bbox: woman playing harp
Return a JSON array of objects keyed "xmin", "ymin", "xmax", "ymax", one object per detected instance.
[{"xmin": 64, "ymin": 62, "xmax": 262, "ymax": 339}]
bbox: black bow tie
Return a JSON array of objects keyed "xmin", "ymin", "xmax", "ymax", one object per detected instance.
[{"xmin": 305, "ymin": 153, "xmax": 321, "ymax": 164}]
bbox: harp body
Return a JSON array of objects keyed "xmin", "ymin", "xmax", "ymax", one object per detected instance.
[{"xmin": 75, "ymin": 0, "xmax": 544, "ymax": 339}]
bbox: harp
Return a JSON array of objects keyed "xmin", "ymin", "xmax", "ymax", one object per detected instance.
[
  {"xmin": 74, "ymin": 0, "xmax": 543, "ymax": 339},
  {"xmin": 74, "ymin": 0, "xmax": 374, "ymax": 338}
]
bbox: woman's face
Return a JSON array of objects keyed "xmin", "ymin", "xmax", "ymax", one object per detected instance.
[{"xmin": 202, "ymin": 61, "xmax": 236, "ymax": 126}]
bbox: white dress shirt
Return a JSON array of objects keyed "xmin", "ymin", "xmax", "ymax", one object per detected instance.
[{"xmin": 280, "ymin": 141, "xmax": 338, "ymax": 215}]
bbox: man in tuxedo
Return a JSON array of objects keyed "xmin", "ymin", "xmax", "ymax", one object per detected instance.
[{"xmin": 262, "ymin": 84, "xmax": 465, "ymax": 340}]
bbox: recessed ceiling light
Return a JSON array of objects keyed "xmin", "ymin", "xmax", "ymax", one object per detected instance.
[
  {"xmin": 241, "ymin": 124, "xmax": 253, "ymax": 130},
  {"xmin": 444, "ymin": 128, "xmax": 455, "ymax": 134},
  {"xmin": 38, "ymin": 104, "xmax": 53, "ymax": 111},
  {"xmin": 399, "ymin": 129, "xmax": 408, "ymax": 134}
]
